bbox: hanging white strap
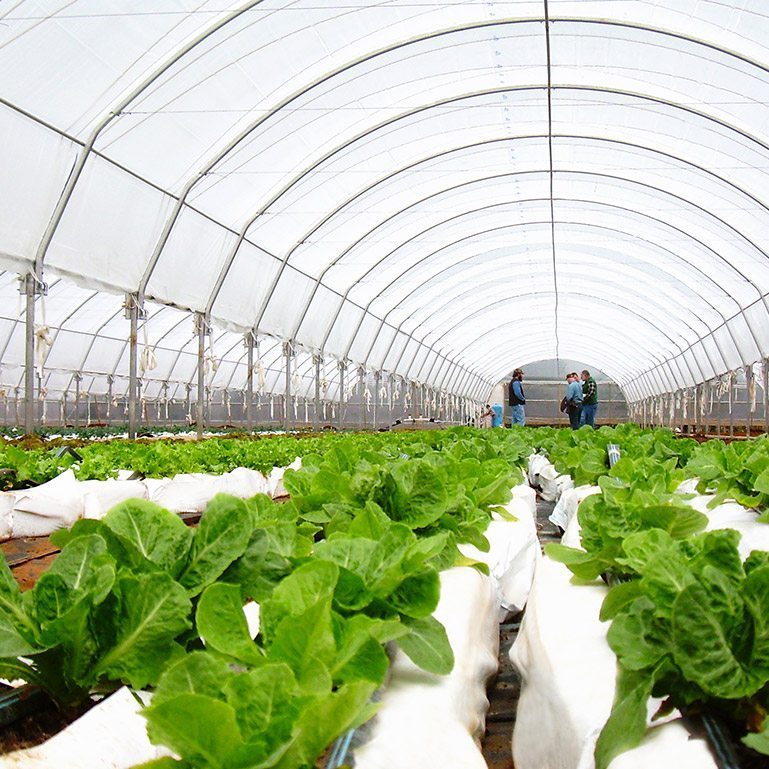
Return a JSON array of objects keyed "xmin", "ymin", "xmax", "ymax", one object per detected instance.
[
  {"xmin": 204, "ymin": 335, "xmax": 219, "ymax": 385},
  {"xmin": 291, "ymin": 371, "xmax": 301, "ymax": 394},
  {"xmin": 747, "ymin": 364, "xmax": 757, "ymax": 414},
  {"xmin": 363, "ymin": 386, "xmax": 372, "ymax": 412},
  {"xmin": 269, "ymin": 395, "xmax": 274, "ymax": 420},
  {"xmin": 39, "ymin": 387, "xmax": 48, "ymax": 425},
  {"xmin": 254, "ymin": 358, "xmax": 267, "ymax": 394},
  {"xmin": 139, "ymin": 324, "xmax": 157, "ymax": 377},
  {"xmin": 728, "ymin": 371, "xmax": 737, "ymax": 414}
]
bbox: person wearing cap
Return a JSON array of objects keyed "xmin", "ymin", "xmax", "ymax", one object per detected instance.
[
  {"xmin": 508, "ymin": 368, "xmax": 526, "ymax": 426},
  {"xmin": 563, "ymin": 372, "xmax": 583, "ymax": 430}
]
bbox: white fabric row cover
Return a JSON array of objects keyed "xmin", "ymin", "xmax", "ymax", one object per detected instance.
[{"xmin": 3, "ymin": 1, "xmax": 769, "ymax": 401}]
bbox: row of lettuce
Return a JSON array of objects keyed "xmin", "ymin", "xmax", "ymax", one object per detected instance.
[
  {"xmin": 0, "ymin": 429, "xmax": 533, "ymax": 769},
  {"xmin": 3, "ymin": 424, "xmax": 769, "ymax": 765},
  {"xmin": 545, "ymin": 432, "xmax": 769, "ymax": 766}
]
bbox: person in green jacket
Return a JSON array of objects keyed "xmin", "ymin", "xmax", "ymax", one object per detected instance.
[{"xmin": 580, "ymin": 370, "xmax": 598, "ymax": 427}]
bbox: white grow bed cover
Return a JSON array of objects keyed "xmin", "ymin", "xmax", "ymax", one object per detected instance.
[
  {"xmin": 510, "ymin": 555, "xmax": 717, "ymax": 769},
  {"xmin": 353, "ymin": 566, "xmax": 500, "ymax": 769}
]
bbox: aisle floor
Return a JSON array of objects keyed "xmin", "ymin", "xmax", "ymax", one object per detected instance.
[{"xmin": 481, "ymin": 497, "xmax": 559, "ymax": 769}]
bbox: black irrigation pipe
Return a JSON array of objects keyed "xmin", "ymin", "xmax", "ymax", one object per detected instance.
[{"xmin": 0, "ymin": 685, "xmax": 50, "ymax": 729}]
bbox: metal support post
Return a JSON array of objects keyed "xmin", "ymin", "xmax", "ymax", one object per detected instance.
[
  {"xmin": 313, "ymin": 355, "xmax": 321, "ymax": 430},
  {"xmin": 373, "ymin": 371, "xmax": 380, "ymax": 430},
  {"xmin": 716, "ymin": 384, "xmax": 722, "ymax": 437},
  {"xmin": 124, "ymin": 293, "xmax": 145, "ymax": 439},
  {"xmin": 21, "ymin": 274, "xmax": 46, "ymax": 434},
  {"xmin": 283, "ymin": 342, "xmax": 292, "ymax": 432},
  {"xmin": 106, "ymin": 375, "xmax": 114, "ymax": 427},
  {"xmin": 195, "ymin": 313, "xmax": 208, "ymax": 440},
  {"xmin": 747, "ymin": 367, "xmax": 753, "ymax": 437},
  {"xmin": 361, "ymin": 369, "xmax": 368, "ymax": 431},
  {"xmin": 729, "ymin": 376, "xmax": 735, "ymax": 438},
  {"xmin": 338, "ymin": 361, "xmax": 346, "ymax": 429},
  {"xmin": 411, "ymin": 380, "xmax": 418, "ymax": 419},
  {"xmin": 73, "ymin": 373, "xmax": 82, "ymax": 428},
  {"xmin": 764, "ymin": 360, "xmax": 769, "ymax": 434},
  {"xmin": 245, "ymin": 333, "xmax": 255, "ymax": 429},
  {"xmin": 23, "ymin": 274, "xmax": 36, "ymax": 434}
]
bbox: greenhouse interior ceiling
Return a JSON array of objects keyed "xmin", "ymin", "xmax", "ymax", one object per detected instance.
[{"xmin": 2, "ymin": 0, "xmax": 769, "ymax": 430}]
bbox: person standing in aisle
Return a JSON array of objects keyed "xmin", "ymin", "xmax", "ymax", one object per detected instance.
[
  {"xmin": 564, "ymin": 372, "xmax": 583, "ymax": 430},
  {"xmin": 508, "ymin": 368, "xmax": 526, "ymax": 426},
  {"xmin": 580, "ymin": 369, "xmax": 598, "ymax": 427}
]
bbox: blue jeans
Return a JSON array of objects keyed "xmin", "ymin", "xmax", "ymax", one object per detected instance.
[
  {"xmin": 568, "ymin": 405, "xmax": 582, "ymax": 430},
  {"xmin": 511, "ymin": 405, "xmax": 525, "ymax": 426},
  {"xmin": 580, "ymin": 403, "xmax": 598, "ymax": 428}
]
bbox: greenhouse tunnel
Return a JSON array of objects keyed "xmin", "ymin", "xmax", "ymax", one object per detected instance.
[{"xmin": 2, "ymin": 0, "xmax": 769, "ymax": 435}]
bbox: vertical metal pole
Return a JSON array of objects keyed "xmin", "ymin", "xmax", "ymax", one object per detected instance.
[
  {"xmin": 23, "ymin": 274, "xmax": 36, "ymax": 434},
  {"xmin": 373, "ymin": 371, "xmax": 380, "ymax": 430},
  {"xmin": 126, "ymin": 294, "xmax": 139, "ymax": 439},
  {"xmin": 362, "ymin": 370, "xmax": 368, "ymax": 431},
  {"xmin": 338, "ymin": 362, "xmax": 345, "ymax": 429},
  {"xmin": 729, "ymin": 376, "xmax": 735, "ymax": 438},
  {"xmin": 196, "ymin": 313, "xmax": 206, "ymax": 440},
  {"xmin": 245, "ymin": 333, "xmax": 254, "ymax": 429},
  {"xmin": 106, "ymin": 375, "xmax": 113, "ymax": 427},
  {"xmin": 764, "ymin": 360, "xmax": 769, "ymax": 435},
  {"xmin": 314, "ymin": 355, "xmax": 321, "ymax": 430},
  {"xmin": 283, "ymin": 342, "xmax": 291, "ymax": 432},
  {"xmin": 716, "ymin": 383, "xmax": 722, "ymax": 437},
  {"xmin": 747, "ymin": 369, "xmax": 753, "ymax": 438},
  {"xmin": 411, "ymin": 380, "xmax": 418, "ymax": 419},
  {"xmin": 74, "ymin": 373, "xmax": 81, "ymax": 428}
]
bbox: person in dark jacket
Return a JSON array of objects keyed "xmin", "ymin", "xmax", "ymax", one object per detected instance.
[
  {"xmin": 580, "ymin": 369, "xmax": 599, "ymax": 427},
  {"xmin": 508, "ymin": 368, "xmax": 526, "ymax": 426}
]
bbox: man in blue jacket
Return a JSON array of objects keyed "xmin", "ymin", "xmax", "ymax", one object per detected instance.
[
  {"xmin": 508, "ymin": 368, "xmax": 526, "ymax": 426},
  {"xmin": 564, "ymin": 372, "xmax": 583, "ymax": 430}
]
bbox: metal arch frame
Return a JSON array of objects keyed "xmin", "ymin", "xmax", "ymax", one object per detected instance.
[
  {"xmin": 292, "ymin": 168, "xmax": 764, "ymax": 349},
  {"xmin": 116, "ymin": 17, "xmax": 769, "ymax": 311},
  {"xmin": 406, "ymin": 292, "xmax": 689, "ymax": 390},
  {"xmin": 0, "ymin": 276, "xmax": 63, "ymax": 364},
  {"xmin": 285, "ymin": 135, "xmax": 769, "ymax": 366},
  {"xmin": 406, "ymin": 279, "xmax": 709, "ymax": 381},
  {"xmin": 11, "ymin": 14, "xmax": 769, "ymax": 402},
  {"xmin": 634, "ymin": 288, "xmax": 769, "ymax": 393},
  {"xmin": 273, "ymin": 126, "xmax": 769, "ymax": 347},
  {"xmin": 31, "ymin": 1, "xmax": 268, "ymax": 279},
  {"xmin": 349, "ymin": 207, "xmax": 745, "ymax": 382},
  {"xmin": 10, "ymin": 15, "xmax": 767, "ymax": 274},
  {"xmin": 326, "ymin": 202, "xmax": 746, "ymax": 386},
  {"xmin": 341, "ymin": 212, "xmax": 726, "ymax": 349},
  {"xmin": 392, "ymin": 249, "xmax": 724, "ymax": 368},
  {"xmin": 469, "ymin": 326, "xmax": 665, "ymax": 387},
  {"xmin": 340, "ymin": 184, "xmax": 761, "ymax": 380},
  {"xmin": 36, "ymin": 290, "xmax": 102, "ymax": 393},
  {"xmin": 388, "ymin": 233, "xmax": 724, "ymax": 343},
  {"xmin": 135, "ymin": 17, "xmax": 548, "ymax": 302},
  {"xmin": 204, "ymin": 75, "xmax": 769, "ymax": 320}
]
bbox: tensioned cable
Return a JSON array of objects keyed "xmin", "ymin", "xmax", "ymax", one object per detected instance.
[{"xmin": 543, "ymin": 0, "xmax": 560, "ymax": 363}]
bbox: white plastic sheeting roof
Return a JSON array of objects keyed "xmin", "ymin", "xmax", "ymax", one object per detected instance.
[{"xmin": 2, "ymin": 0, "xmax": 769, "ymax": 404}]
